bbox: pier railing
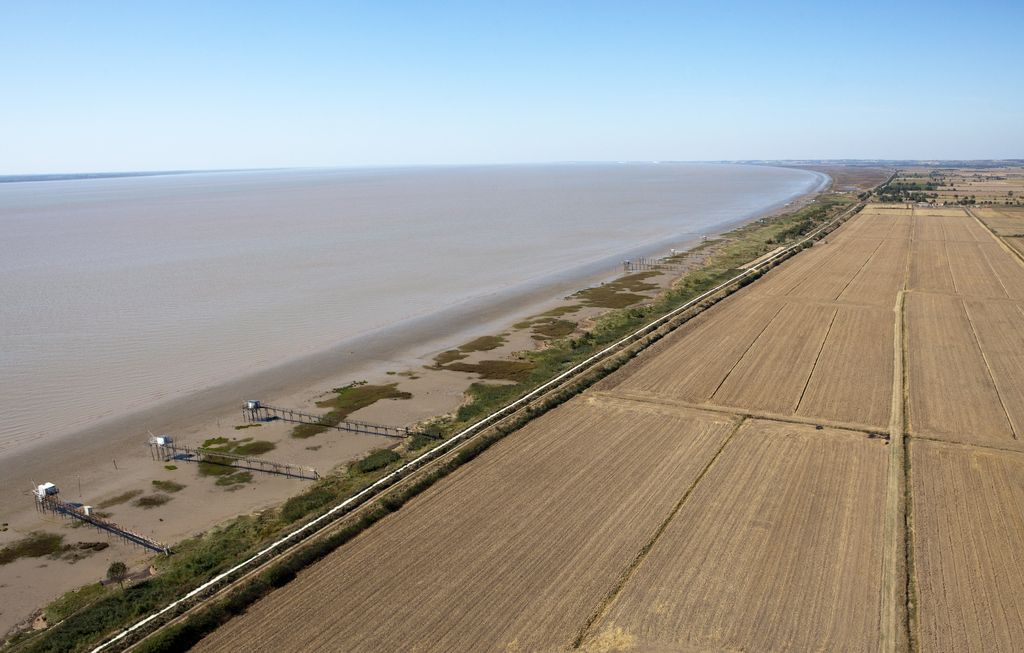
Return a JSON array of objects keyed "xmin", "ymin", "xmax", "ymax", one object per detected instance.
[
  {"xmin": 149, "ymin": 440, "xmax": 320, "ymax": 481},
  {"xmin": 35, "ymin": 493, "xmax": 170, "ymax": 555},
  {"xmin": 242, "ymin": 402, "xmax": 434, "ymax": 440}
]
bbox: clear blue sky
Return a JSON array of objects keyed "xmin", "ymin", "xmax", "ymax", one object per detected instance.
[{"xmin": 2, "ymin": 1, "xmax": 1021, "ymax": 174}]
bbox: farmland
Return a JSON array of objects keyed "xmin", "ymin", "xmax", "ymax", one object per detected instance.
[
  {"xmin": 196, "ymin": 398, "xmax": 739, "ymax": 652},
  {"xmin": 910, "ymin": 440, "xmax": 1024, "ymax": 652},
  {"xmin": 158, "ymin": 166, "xmax": 1024, "ymax": 653},
  {"xmin": 591, "ymin": 420, "xmax": 888, "ymax": 652}
]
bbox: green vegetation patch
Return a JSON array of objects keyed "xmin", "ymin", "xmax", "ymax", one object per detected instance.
[
  {"xmin": 531, "ymin": 318, "xmax": 577, "ymax": 339},
  {"xmin": 292, "ymin": 382, "xmax": 413, "ymax": 439},
  {"xmin": 573, "ymin": 271, "xmax": 661, "ymax": 308},
  {"xmin": 438, "ymin": 359, "xmax": 536, "ymax": 382},
  {"xmin": 151, "ymin": 480, "xmax": 186, "ymax": 493},
  {"xmin": 198, "ymin": 460, "xmax": 236, "ymax": 477},
  {"xmin": 134, "ymin": 494, "xmax": 172, "ymax": 509},
  {"xmin": 537, "ymin": 304, "xmax": 583, "ymax": 318},
  {"xmin": 215, "ymin": 472, "xmax": 253, "ymax": 488},
  {"xmin": 164, "ymin": 465, "xmax": 177, "ymax": 471},
  {"xmin": 44, "ymin": 582, "xmax": 107, "ymax": 623},
  {"xmin": 432, "ymin": 349, "xmax": 468, "ymax": 366},
  {"xmin": 196, "ymin": 438, "xmax": 277, "ymax": 476},
  {"xmin": 233, "ymin": 440, "xmax": 276, "ymax": 456},
  {"xmin": 349, "ymin": 449, "xmax": 401, "ymax": 474},
  {"xmin": 233, "ymin": 423, "xmax": 261, "ymax": 430},
  {"xmin": 457, "ymin": 334, "xmax": 506, "ymax": 352},
  {"xmin": 0, "ymin": 532, "xmax": 65, "ymax": 565},
  {"xmin": 96, "ymin": 489, "xmax": 143, "ymax": 509}
]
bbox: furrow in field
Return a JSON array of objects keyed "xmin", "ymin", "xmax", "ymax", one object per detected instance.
[
  {"xmin": 838, "ymin": 237, "xmax": 909, "ymax": 307},
  {"xmin": 784, "ymin": 237, "xmax": 883, "ymax": 301},
  {"xmin": 962, "ymin": 300, "xmax": 1024, "ymax": 438},
  {"xmin": 587, "ymin": 420, "xmax": 889, "ymax": 652},
  {"xmin": 978, "ymin": 242, "xmax": 1024, "ymax": 301},
  {"xmin": 904, "ymin": 292, "xmax": 1013, "ymax": 445},
  {"xmin": 910, "ymin": 440, "xmax": 1024, "ymax": 653},
  {"xmin": 908, "ymin": 239, "xmax": 956, "ymax": 294},
  {"xmin": 711, "ymin": 302, "xmax": 837, "ymax": 414},
  {"xmin": 193, "ymin": 399, "xmax": 736, "ymax": 653},
  {"xmin": 613, "ymin": 295, "xmax": 785, "ymax": 403},
  {"xmin": 946, "ymin": 242, "xmax": 1009, "ymax": 299},
  {"xmin": 796, "ymin": 305, "xmax": 894, "ymax": 429}
]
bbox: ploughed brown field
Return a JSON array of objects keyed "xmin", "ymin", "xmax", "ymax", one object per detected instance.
[{"xmin": 195, "ymin": 178, "xmax": 1024, "ymax": 652}]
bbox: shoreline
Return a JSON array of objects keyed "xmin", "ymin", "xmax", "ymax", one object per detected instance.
[
  {"xmin": 0, "ymin": 166, "xmax": 827, "ymax": 464},
  {"xmin": 0, "ymin": 168, "xmax": 829, "ymax": 636}
]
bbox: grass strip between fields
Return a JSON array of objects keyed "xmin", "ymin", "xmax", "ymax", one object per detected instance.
[{"xmin": 10, "ymin": 187, "xmax": 867, "ymax": 653}]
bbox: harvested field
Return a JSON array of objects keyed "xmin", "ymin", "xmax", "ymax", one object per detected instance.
[
  {"xmin": 962, "ymin": 300, "xmax": 1024, "ymax": 437},
  {"xmin": 910, "ymin": 440, "xmax": 1024, "ymax": 652},
  {"xmin": 194, "ymin": 399, "xmax": 738, "ymax": 653},
  {"xmin": 946, "ymin": 242, "xmax": 1010, "ymax": 299},
  {"xmin": 796, "ymin": 305, "xmax": 894, "ymax": 428},
  {"xmin": 711, "ymin": 301, "xmax": 837, "ymax": 414},
  {"xmin": 908, "ymin": 239, "xmax": 955, "ymax": 294},
  {"xmin": 940, "ymin": 215, "xmax": 990, "ymax": 242},
  {"xmin": 913, "ymin": 214, "xmax": 947, "ymax": 241},
  {"xmin": 1007, "ymin": 237, "xmax": 1024, "ymax": 258},
  {"xmin": 588, "ymin": 419, "xmax": 888, "ymax": 652},
  {"xmin": 978, "ymin": 242, "xmax": 1024, "ymax": 301},
  {"xmin": 748, "ymin": 241, "xmax": 837, "ymax": 298},
  {"xmin": 905, "ymin": 292, "xmax": 1013, "ymax": 445},
  {"xmin": 783, "ymin": 237, "xmax": 882, "ymax": 301},
  {"xmin": 612, "ymin": 293, "xmax": 785, "ymax": 403},
  {"xmin": 838, "ymin": 237, "xmax": 908, "ymax": 307},
  {"xmin": 974, "ymin": 206, "xmax": 1024, "ymax": 236}
]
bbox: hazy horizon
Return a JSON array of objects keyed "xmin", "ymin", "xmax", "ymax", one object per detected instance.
[{"xmin": 2, "ymin": 1, "xmax": 1021, "ymax": 174}]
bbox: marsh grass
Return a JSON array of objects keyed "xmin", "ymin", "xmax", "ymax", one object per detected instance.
[
  {"xmin": 0, "ymin": 532, "xmax": 65, "ymax": 565},
  {"xmin": 292, "ymin": 382, "xmax": 412, "ymax": 439},
  {"xmin": 96, "ymin": 490, "xmax": 143, "ymax": 509},
  {"xmin": 151, "ymin": 480, "xmax": 185, "ymax": 493},
  {"xmin": 133, "ymin": 494, "xmax": 172, "ymax": 509}
]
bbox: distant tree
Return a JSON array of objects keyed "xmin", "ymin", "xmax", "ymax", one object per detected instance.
[{"xmin": 106, "ymin": 561, "xmax": 128, "ymax": 588}]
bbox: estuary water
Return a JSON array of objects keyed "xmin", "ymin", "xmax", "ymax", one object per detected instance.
[{"xmin": 0, "ymin": 163, "xmax": 825, "ymax": 453}]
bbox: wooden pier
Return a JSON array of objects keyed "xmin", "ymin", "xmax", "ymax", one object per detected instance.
[
  {"xmin": 242, "ymin": 400, "xmax": 434, "ymax": 441},
  {"xmin": 622, "ymin": 255, "xmax": 694, "ymax": 273},
  {"xmin": 33, "ymin": 484, "xmax": 170, "ymax": 555},
  {"xmin": 149, "ymin": 436, "xmax": 319, "ymax": 481}
]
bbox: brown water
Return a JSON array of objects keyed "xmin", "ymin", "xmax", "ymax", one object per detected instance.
[{"xmin": 0, "ymin": 163, "xmax": 825, "ymax": 454}]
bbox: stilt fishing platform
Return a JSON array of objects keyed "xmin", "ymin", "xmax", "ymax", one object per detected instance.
[
  {"xmin": 33, "ymin": 482, "xmax": 170, "ymax": 555},
  {"xmin": 148, "ymin": 435, "xmax": 320, "ymax": 481},
  {"xmin": 242, "ymin": 400, "xmax": 433, "ymax": 441}
]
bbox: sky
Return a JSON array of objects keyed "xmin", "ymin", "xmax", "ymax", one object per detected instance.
[{"xmin": 1, "ymin": 1, "xmax": 1022, "ymax": 174}]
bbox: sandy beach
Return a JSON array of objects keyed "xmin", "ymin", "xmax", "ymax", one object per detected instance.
[{"xmin": 0, "ymin": 167, "xmax": 828, "ymax": 636}]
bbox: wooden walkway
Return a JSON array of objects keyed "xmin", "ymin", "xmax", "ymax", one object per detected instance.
[
  {"xmin": 243, "ymin": 401, "xmax": 435, "ymax": 441},
  {"xmin": 36, "ymin": 493, "xmax": 170, "ymax": 554},
  {"xmin": 149, "ymin": 440, "xmax": 320, "ymax": 481}
]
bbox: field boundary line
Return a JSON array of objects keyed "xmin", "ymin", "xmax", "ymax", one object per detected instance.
[
  {"xmin": 89, "ymin": 199, "xmax": 868, "ymax": 653},
  {"xmin": 978, "ymin": 245, "xmax": 1013, "ymax": 299},
  {"xmin": 707, "ymin": 302, "xmax": 787, "ymax": 401},
  {"xmin": 959, "ymin": 297, "xmax": 1018, "ymax": 440},
  {"xmin": 834, "ymin": 237, "xmax": 886, "ymax": 302},
  {"xmin": 881, "ymin": 290, "xmax": 909, "ymax": 653},
  {"xmin": 793, "ymin": 306, "xmax": 839, "ymax": 414},
  {"xmin": 965, "ymin": 207, "xmax": 1024, "ymax": 267},
  {"xmin": 943, "ymin": 240, "xmax": 960, "ymax": 296},
  {"xmin": 594, "ymin": 389, "xmax": 886, "ymax": 435},
  {"xmin": 570, "ymin": 416, "xmax": 748, "ymax": 649}
]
